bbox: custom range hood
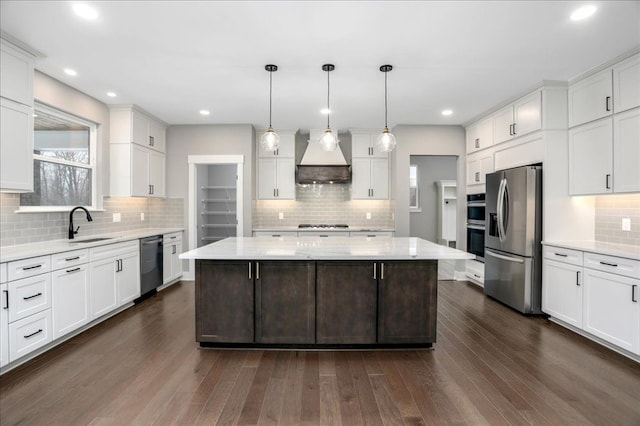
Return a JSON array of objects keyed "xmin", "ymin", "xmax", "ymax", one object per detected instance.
[{"xmin": 296, "ymin": 130, "xmax": 351, "ymax": 184}]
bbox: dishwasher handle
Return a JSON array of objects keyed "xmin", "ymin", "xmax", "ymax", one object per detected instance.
[{"xmin": 142, "ymin": 238, "xmax": 163, "ymax": 245}]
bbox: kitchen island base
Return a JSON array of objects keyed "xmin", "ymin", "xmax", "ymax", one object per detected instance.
[{"xmin": 195, "ymin": 259, "xmax": 438, "ymax": 348}]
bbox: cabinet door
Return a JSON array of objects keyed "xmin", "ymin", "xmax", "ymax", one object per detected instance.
[
  {"xmin": 131, "ymin": 109, "xmax": 149, "ymax": 148},
  {"xmin": 479, "ymin": 150, "xmax": 494, "ymax": 184},
  {"xmin": 569, "ymin": 69, "xmax": 613, "ymax": 127},
  {"xmin": 196, "ymin": 260, "xmax": 254, "ymax": 343},
  {"xmin": 583, "ymin": 269, "xmax": 639, "ymax": 354},
  {"xmin": 0, "ymin": 41, "xmax": 34, "ymax": 106},
  {"xmin": 275, "ymin": 132, "xmax": 295, "ymax": 157},
  {"xmin": 1, "ymin": 98, "xmax": 33, "ymax": 192},
  {"xmin": 514, "ymin": 91, "xmax": 541, "ymax": 137},
  {"xmin": 52, "ymin": 265, "xmax": 90, "ymax": 339},
  {"xmin": 117, "ymin": 251, "xmax": 140, "ymax": 305},
  {"xmin": 171, "ymin": 241, "xmax": 183, "ymax": 281},
  {"xmin": 542, "ymin": 260, "xmax": 583, "ymax": 328},
  {"xmin": 162, "ymin": 245, "xmax": 173, "ymax": 285},
  {"xmin": 148, "ymin": 119, "xmax": 166, "ymax": 153},
  {"xmin": 149, "ymin": 150, "xmax": 165, "ymax": 198},
  {"xmin": 493, "ymin": 105, "xmax": 514, "ymax": 144},
  {"xmin": 352, "ymin": 133, "xmax": 373, "ymax": 157},
  {"xmin": 569, "ymin": 118, "xmax": 613, "ymax": 195},
  {"xmin": 316, "ymin": 261, "xmax": 377, "ymax": 344},
  {"xmin": 255, "ymin": 261, "xmax": 315, "ymax": 344},
  {"xmin": 89, "ymin": 257, "xmax": 118, "ymax": 319},
  {"xmin": 465, "ymin": 122, "xmax": 480, "ymax": 153},
  {"xmin": 275, "ymin": 158, "xmax": 295, "ymax": 199},
  {"xmin": 466, "ymin": 156, "xmax": 481, "ymax": 186},
  {"xmin": 130, "ymin": 144, "xmax": 150, "ymax": 197},
  {"xmin": 613, "ymin": 54, "xmax": 640, "ymax": 113},
  {"xmin": 370, "ymin": 158, "xmax": 389, "ymax": 199},
  {"xmin": 378, "ymin": 260, "xmax": 437, "ymax": 344},
  {"xmin": 351, "ymin": 158, "xmax": 372, "ymax": 199},
  {"xmin": 613, "ymin": 108, "xmax": 640, "ymax": 193},
  {"xmin": 257, "ymin": 158, "xmax": 276, "ymax": 200},
  {"xmin": 8, "ymin": 274, "xmax": 51, "ymax": 323},
  {"xmin": 9, "ymin": 309, "xmax": 51, "ymax": 362},
  {"xmin": 478, "ymin": 117, "xmax": 494, "ymax": 150},
  {"xmin": 0, "ymin": 283, "xmax": 8, "ymax": 368}
]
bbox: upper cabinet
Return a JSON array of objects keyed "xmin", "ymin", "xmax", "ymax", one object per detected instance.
[
  {"xmin": 351, "ymin": 130, "xmax": 389, "ymax": 158},
  {"xmin": 110, "ymin": 106, "xmax": 166, "ymax": 153},
  {"xmin": 351, "ymin": 129, "xmax": 389, "ymax": 200},
  {"xmin": 256, "ymin": 130, "xmax": 296, "ymax": 200},
  {"xmin": 0, "ymin": 39, "xmax": 36, "ymax": 193},
  {"xmin": 613, "ymin": 54, "xmax": 640, "ymax": 114},
  {"xmin": 257, "ymin": 130, "xmax": 295, "ymax": 158},
  {"xmin": 466, "ymin": 116, "xmax": 493, "ymax": 153},
  {"xmin": 493, "ymin": 91, "xmax": 542, "ymax": 144}
]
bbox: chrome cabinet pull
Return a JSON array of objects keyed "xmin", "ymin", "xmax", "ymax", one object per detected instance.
[
  {"xmin": 66, "ymin": 267, "xmax": 81, "ymax": 273},
  {"xmin": 23, "ymin": 292, "xmax": 42, "ymax": 301},
  {"xmin": 149, "ymin": 136, "xmax": 154, "ymax": 146},
  {"xmin": 605, "ymin": 96, "xmax": 611, "ymax": 112},
  {"xmin": 475, "ymin": 138, "xmax": 480, "ymax": 148},
  {"xmin": 381, "ymin": 262, "xmax": 385, "ymax": 280},
  {"xmin": 22, "ymin": 264, "xmax": 42, "ymax": 271},
  {"xmin": 248, "ymin": 262, "xmax": 252, "ymax": 280},
  {"xmin": 373, "ymin": 262, "xmax": 377, "ymax": 279},
  {"xmin": 24, "ymin": 329, "xmax": 43, "ymax": 339},
  {"xmin": 256, "ymin": 262, "xmax": 260, "ymax": 280},
  {"xmin": 65, "ymin": 256, "xmax": 80, "ymax": 261}
]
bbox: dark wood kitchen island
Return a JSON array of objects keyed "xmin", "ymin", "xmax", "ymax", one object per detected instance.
[{"xmin": 180, "ymin": 237, "xmax": 473, "ymax": 349}]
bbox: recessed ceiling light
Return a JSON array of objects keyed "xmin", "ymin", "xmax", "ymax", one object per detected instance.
[
  {"xmin": 441, "ymin": 109, "xmax": 453, "ymax": 116},
  {"xmin": 320, "ymin": 108, "xmax": 331, "ymax": 115},
  {"xmin": 64, "ymin": 68, "xmax": 77, "ymax": 76},
  {"xmin": 72, "ymin": 3, "xmax": 99, "ymax": 21},
  {"xmin": 199, "ymin": 110, "xmax": 211, "ymax": 116},
  {"xmin": 570, "ymin": 5, "xmax": 597, "ymax": 21},
  {"xmin": 106, "ymin": 92, "xmax": 117, "ymax": 97}
]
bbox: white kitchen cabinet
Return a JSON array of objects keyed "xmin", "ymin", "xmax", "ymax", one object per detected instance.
[
  {"xmin": 583, "ymin": 269, "xmax": 639, "ymax": 354},
  {"xmin": 51, "ymin": 264, "xmax": 89, "ymax": 339},
  {"xmin": 110, "ymin": 143, "xmax": 165, "ymax": 198},
  {"xmin": 351, "ymin": 131, "xmax": 389, "ymax": 158},
  {"xmin": 89, "ymin": 257, "xmax": 118, "ymax": 319},
  {"xmin": 568, "ymin": 117, "xmax": 613, "ymax": 195},
  {"xmin": 257, "ymin": 157, "xmax": 295, "ymax": 200},
  {"xmin": 0, "ymin": 97, "xmax": 33, "ymax": 192},
  {"xmin": 163, "ymin": 232, "xmax": 183, "ymax": 285},
  {"xmin": 110, "ymin": 106, "xmax": 166, "ymax": 153},
  {"xmin": 466, "ymin": 148, "xmax": 494, "ymax": 186},
  {"xmin": 298, "ymin": 231, "xmax": 350, "ymax": 237},
  {"xmin": 7, "ymin": 274, "xmax": 51, "ymax": 323},
  {"xmin": 466, "ymin": 116, "xmax": 494, "ymax": 153},
  {"xmin": 613, "ymin": 108, "xmax": 640, "ymax": 193},
  {"xmin": 0, "ymin": 39, "xmax": 34, "ymax": 107},
  {"xmin": 117, "ymin": 251, "xmax": 140, "ymax": 305},
  {"xmin": 253, "ymin": 231, "xmax": 298, "ymax": 238},
  {"xmin": 568, "ymin": 68, "xmax": 613, "ymax": 128},
  {"xmin": 0, "ymin": 283, "xmax": 8, "ymax": 368},
  {"xmin": 351, "ymin": 158, "xmax": 389, "ymax": 200},
  {"xmin": 257, "ymin": 130, "xmax": 295, "ymax": 158},
  {"xmin": 493, "ymin": 91, "xmax": 542, "ymax": 144},
  {"xmin": 613, "ymin": 54, "xmax": 640, "ymax": 113},
  {"xmin": 9, "ymin": 309, "xmax": 52, "ymax": 362},
  {"xmin": 542, "ymin": 259, "xmax": 583, "ymax": 328},
  {"xmin": 348, "ymin": 231, "xmax": 394, "ymax": 238}
]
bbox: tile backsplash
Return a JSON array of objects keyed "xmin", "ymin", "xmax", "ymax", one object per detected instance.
[
  {"xmin": 594, "ymin": 194, "xmax": 640, "ymax": 246},
  {"xmin": 253, "ymin": 184, "xmax": 394, "ymax": 228},
  {"xmin": 0, "ymin": 193, "xmax": 183, "ymax": 247}
]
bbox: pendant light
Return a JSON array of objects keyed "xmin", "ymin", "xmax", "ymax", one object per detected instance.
[
  {"xmin": 319, "ymin": 64, "xmax": 339, "ymax": 151},
  {"xmin": 377, "ymin": 64, "xmax": 396, "ymax": 152},
  {"xmin": 259, "ymin": 64, "xmax": 280, "ymax": 152}
]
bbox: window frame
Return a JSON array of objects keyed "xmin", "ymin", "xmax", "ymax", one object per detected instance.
[
  {"xmin": 409, "ymin": 164, "xmax": 421, "ymax": 212},
  {"xmin": 18, "ymin": 103, "xmax": 99, "ymax": 213}
]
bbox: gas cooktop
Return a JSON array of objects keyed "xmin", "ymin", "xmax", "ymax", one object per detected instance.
[{"xmin": 298, "ymin": 224, "xmax": 349, "ymax": 229}]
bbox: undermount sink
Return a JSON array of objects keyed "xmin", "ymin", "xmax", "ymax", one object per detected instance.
[{"xmin": 70, "ymin": 237, "xmax": 113, "ymax": 243}]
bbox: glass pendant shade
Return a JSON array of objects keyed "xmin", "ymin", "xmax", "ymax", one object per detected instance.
[
  {"xmin": 376, "ymin": 127, "xmax": 396, "ymax": 152},
  {"xmin": 319, "ymin": 127, "xmax": 339, "ymax": 151},
  {"xmin": 260, "ymin": 127, "xmax": 280, "ymax": 152}
]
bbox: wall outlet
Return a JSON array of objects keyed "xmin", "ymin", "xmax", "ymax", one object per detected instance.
[
  {"xmin": 366, "ymin": 212, "xmax": 371, "ymax": 220},
  {"xmin": 278, "ymin": 212, "xmax": 284, "ymax": 220},
  {"xmin": 140, "ymin": 212, "xmax": 145, "ymax": 221},
  {"xmin": 622, "ymin": 217, "xmax": 631, "ymax": 231},
  {"xmin": 112, "ymin": 213, "xmax": 121, "ymax": 223}
]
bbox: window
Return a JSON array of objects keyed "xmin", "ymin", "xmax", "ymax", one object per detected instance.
[
  {"xmin": 19, "ymin": 104, "xmax": 97, "ymax": 211},
  {"xmin": 409, "ymin": 164, "xmax": 420, "ymax": 211}
]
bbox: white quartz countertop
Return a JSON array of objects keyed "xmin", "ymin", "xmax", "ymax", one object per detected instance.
[
  {"xmin": 253, "ymin": 227, "xmax": 395, "ymax": 233},
  {"xmin": 180, "ymin": 237, "xmax": 473, "ymax": 261},
  {"xmin": 0, "ymin": 228, "xmax": 184, "ymax": 263},
  {"xmin": 542, "ymin": 240, "xmax": 640, "ymax": 261}
]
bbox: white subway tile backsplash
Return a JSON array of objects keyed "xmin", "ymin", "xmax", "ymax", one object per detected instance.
[{"xmin": 595, "ymin": 194, "xmax": 640, "ymax": 246}]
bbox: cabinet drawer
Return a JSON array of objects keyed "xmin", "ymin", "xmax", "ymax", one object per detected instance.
[
  {"xmin": 8, "ymin": 255, "xmax": 51, "ymax": 281},
  {"xmin": 584, "ymin": 252, "xmax": 640, "ymax": 279},
  {"xmin": 253, "ymin": 231, "xmax": 297, "ymax": 238},
  {"xmin": 8, "ymin": 273, "xmax": 52, "ymax": 323},
  {"xmin": 51, "ymin": 249, "xmax": 89, "ymax": 271},
  {"xmin": 298, "ymin": 232, "xmax": 350, "ymax": 237},
  {"xmin": 543, "ymin": 246, "xmax": 584, "ymax": 266},
  {"xmin": 163, "ymin": 232, "xmax": 183, "ymax": 244},
  {"xmin": 0, "ymin": 262, "xmax": 7, "ymax": 284},
  {"xmin": 349, "ymin": 232, "xmax": 394, "ymax": 238},
  {"xmin": 9, "ymin": 309, "xmax": 52, "ymax": 362},
  {"xmin": 89, "ymin": 240, "xmax": 139, "ymax": 262}
]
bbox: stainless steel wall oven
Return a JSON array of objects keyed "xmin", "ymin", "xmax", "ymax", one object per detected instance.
[{"xmin": 466, "ymin": 193, "xmax": 485, "ymax": 261}]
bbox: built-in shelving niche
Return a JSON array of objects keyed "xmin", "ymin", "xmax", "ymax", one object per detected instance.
[{"xmin": 196, "ymin": 165, "xmax": 238, "ymax": 247}]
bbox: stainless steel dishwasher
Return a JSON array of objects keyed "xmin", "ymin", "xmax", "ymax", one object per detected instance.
[{"xmin": 139, "ymin": 235, "xmax": 163, "ymax": 300}]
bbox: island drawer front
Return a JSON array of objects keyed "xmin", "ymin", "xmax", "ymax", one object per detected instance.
[
  {"xmin": 543, "ymin": 246, "xmax": 583, "ymax": 266},
  {"xmin": 8, "ymin": 255, "xmax": 51, "ymax": 281},
  {"xmin": 163, "ymin": 232, "xmax": 183, "ymax": 244},
  {"xmin": 349, "ymin": 231, "xmax": 394, "ymax": 238},
  {"xmin": 9, "ymin": 309, "xmax": 52, "ymax": 362},
  {"xmin": 8, "ymin": 273, "xmax": 52, "ymax": 323},
  {"xmin": 51, "ymin": 249, "xmax": 89, "ymax": 271},
  {"xmin": 89, "ymin": 241, "xmax": 139, "ymax": 262},
  {"xmin": 253, "ymin": 231, "xmax": 298, "ymax": 238},
  {"xmin": 298, "ymin": 231, "xmax": 350, "ymax": 237},
  {"xmin": 584, "ymin": 252, "xmax": 639, "ymax": 279}
]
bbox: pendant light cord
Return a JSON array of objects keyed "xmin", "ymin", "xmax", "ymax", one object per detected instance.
[
  {"xmin": 269, "ymin": 70, "xmax": 273, "ymax": 128},
  {"xmin": 384, "ymin": 70, "xmax": 388, "ymax": 128},
  {"xmin": 326, "ymin": 68, "xmax": 330, "ymax": 129}
]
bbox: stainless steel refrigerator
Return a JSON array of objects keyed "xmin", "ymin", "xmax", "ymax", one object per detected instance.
[{"xmin": 484, "ymin": 165, "xmax": 542, "ymax": 314}]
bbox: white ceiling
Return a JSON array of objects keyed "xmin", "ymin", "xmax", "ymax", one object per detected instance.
[{"xmin": 1, "ymin": 1, "xmax": 639, "ymax": 131}]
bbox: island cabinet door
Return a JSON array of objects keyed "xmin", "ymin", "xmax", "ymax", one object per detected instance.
[
  {"xmin": 378, "ymin": 260, "xmax": 438, "ymax": 344},
  {"xmin": 316, "ymin": 261, "xmax": 377, "ymax": 344},
  {"xmin": 255, "ymin": 261, "xmax": 315, "ymax": 344},
  {"xmin": 196, "ymin": 260, "xmax": 254, "ymax": 343}
]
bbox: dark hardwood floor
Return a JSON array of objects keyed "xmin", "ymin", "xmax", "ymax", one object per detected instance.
[{"xmin": 1, "ymin": 280, "xmax": 639, "ymax": 425}]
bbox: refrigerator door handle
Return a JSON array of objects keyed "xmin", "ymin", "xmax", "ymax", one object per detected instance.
[
  {"xmin": 502, "ymin": 179, "xmax": 510, "ymax": 241},
  {"xmin": 497, "ymin": 178, "xmax": 506, "ymax": 243},
  {"xmin": 485, "ymin": 249, "xmax": 525, "ymax": 264}
]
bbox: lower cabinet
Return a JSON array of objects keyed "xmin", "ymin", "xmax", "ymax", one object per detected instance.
[
  {"xmin": 542, "ymin": 259, "xmax": 583, "ymax": 328},
  {"xmin": 256, "ymin": 261, "xmax": 315, "ymax": 344},
  {"xmin": 89, "ymin": 258, "xmax": 119, "ymax": 319},
  {"xmin": 163, "ymin": 232, "xmax": 183, "ymax": 285},
  {"xmin": 51, "ymin": 264, "xmax": 90, "ymax": 339},
  {"xmin": 0, "ymin": 283, "xmax": 8, "ymax": 368},
  {"xmin": 8, "ymin": 309, "xmax": 52, "ymax": 362},
  {"xmin": 117, "ymin": 251, "xmax": 140, "ymax": 305},
  {"xmin": 316, "ymin": 261, "xmax": 377, "ymax": 344}
]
